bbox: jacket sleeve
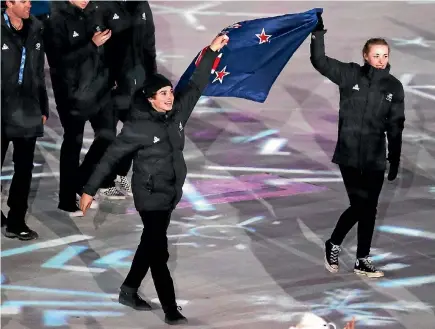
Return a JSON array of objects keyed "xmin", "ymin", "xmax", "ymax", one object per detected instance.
[
  {"xmin": 38, "ymin": 29, "xmax": 49, "ymax": 117},
  {"xmin": 310, "ymin": 30, "xmax": 356, "ymax": 86},
  {"xmin": 142, "ymin": 1, "xmax": 157, "ymax": 79},
  {"xmin": 386, "ymin": 84, "xmax": 405, "ymax": 164},
  {"xmin": 174, "ymin": 47, "xmax": 218, "ymax": 123},
  {"xmin": 82, "ymin": 121, "xmax": 144, "ymax": 196},
  {"xmin": 43, "ymin": 17, "xmax": 96, "ymax": 69}
]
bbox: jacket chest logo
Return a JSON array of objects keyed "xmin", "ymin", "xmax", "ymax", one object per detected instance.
[
  {"xmin": 153, "ymin": 136, "xmax": 160, "ymax": 143},
  {"xmin": 113, "ymin": 13, "xmax": 120, "ymax": 20},
  {"xmin": 386, "ymin": 93, "xmax": 393, "ymax": 102},
  {"xmin": 352, "ymin": 84, "xmax": 359, "ymax": 91},
  {"xmin": 179, "ymin": 122, "xmax": 183, "ymax": 131},
  {"xmin": 141, "ymin": 13, "xmax": 146, "ymax": 20},
  {"xmin": 35, "ymin": 43, "xmax": 41, "ymax": 50},
  {"xmin": 72, "ymin": 31, "xmax": 79, "ymax": 37},
  {"xmin": 2, "ymin": 43, "xmax": 9, "ymax": 50}
]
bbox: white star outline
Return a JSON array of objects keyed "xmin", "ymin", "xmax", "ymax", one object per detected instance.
[
  {"xmin": 212, "ymin": 65, "xmax": 230, "ymax": 84},
  {"xmin": 255, "ymin": 28, "xmax": 272, "ymax": 44}
]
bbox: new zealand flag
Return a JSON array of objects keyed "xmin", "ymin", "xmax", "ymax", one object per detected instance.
[{"xmin": 175, "ymin": 8, "xmax": 323, "ymax": 103}]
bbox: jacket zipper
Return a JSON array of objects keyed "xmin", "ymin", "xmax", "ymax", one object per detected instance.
[{"xmin": 358, "ymin": 84, "xmax": 370, "ymax": 170}]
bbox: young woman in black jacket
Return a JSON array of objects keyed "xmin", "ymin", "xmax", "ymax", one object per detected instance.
[
  {"xmin": 80, "ymin": 33, "xmax": 229, "ymax": 325},
  {"xmin": 310, "ymin": 13, "xmax": 405, "ymax": 278}
]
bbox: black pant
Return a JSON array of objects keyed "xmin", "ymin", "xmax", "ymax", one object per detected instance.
[
  {"xmin": 122, "ymin": 210, "xmax": 176, "ymax": 308},
  {"xmin": 113, "ymin": 109, "xmax": 133, "ymax": 177},
  {"xmin": 1, "ymin": 134, "xmax": 37, "ymax": 229},
  {"xmin": 57, "ymin": 104, "xmax": 116, "ymax": 209},
  {"xmin": 330, "ymin": 165, "xmax": 385, "ymax": 258}
]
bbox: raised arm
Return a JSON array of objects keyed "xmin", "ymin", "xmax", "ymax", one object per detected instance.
[
  {"xmin": 386, "ymin": 83, "xmax": 405, "ymax": 181},
  {"xmin": 174, "ymin": 34, "xmax": 229, "ymax": 123},
  {"xmin": 310, "ymin": 13, "xmax": 357, "ymax": 86}
]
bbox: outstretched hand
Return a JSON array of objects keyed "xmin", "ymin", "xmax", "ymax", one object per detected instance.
[
  {"xmin": 210, "ymin": 34, "xmax": 229, "ymax": 52},
  {"xmin": 314, "ymin": 12, "xmax": 324, "ymax": 31},
  {"xmin": 80, "ymin": 193, "xmax": 94, "ymax": 215}
]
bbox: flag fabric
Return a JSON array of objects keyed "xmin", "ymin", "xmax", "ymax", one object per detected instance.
[{"xmin": 174, "ymin": 8, "xmax": 323, "ymax": 103}]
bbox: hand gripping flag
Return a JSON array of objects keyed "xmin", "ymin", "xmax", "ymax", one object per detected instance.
[{"xmin": 175, "ymin": 8, "xmax": 323, "ymax": 103}]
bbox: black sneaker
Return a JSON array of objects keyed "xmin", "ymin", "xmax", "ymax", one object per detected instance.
[
  {"xmin": 118, "ymin": 291, "xmax": 152, "ymax": 310},
  {"xmin": 324, "ymin": 239, "xmax": 341, "ymax": 273},
  {"xmin": 4, "ymin": 225, "xmax": 39, "ymax": 241},
  {"xmin": 354, "ymin": 257, "xmax": 384, "ymax": 278},
  {"xmin": 164, "ymin": 306, "xmax": 188, "ymax": 325}
]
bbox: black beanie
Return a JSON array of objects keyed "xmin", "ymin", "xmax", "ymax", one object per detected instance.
[{"xmin": 142, "ymin": 74, "xmax": 173, "ymax": 98}]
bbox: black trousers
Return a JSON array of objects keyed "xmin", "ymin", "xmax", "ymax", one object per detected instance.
[
  {"xmin": 113, "ymin": 109, "xmax": 133, "ymax": 177},
  {"xmin": 1, "ymin": 133, "xmax": 37, "ymax": 229},
  {"xmin": 57, "ymin": 104, "xmax": 116, "ymax": 209},
  {"xmin": 330, "ymin": 165, "xmax": 385, "ymax": 258},
  {"xmin": 122, "ymin": 210, "xmax": 176, "ymax": 309}
]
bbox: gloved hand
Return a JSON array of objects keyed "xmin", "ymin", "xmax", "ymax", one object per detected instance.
[
  {"xmin": 314, "ymin": 12, "xmax": 324, "ymax": 31},
  {"xmin": 388, "ymin": 162, "xmax": 399, "ymax": 181}
]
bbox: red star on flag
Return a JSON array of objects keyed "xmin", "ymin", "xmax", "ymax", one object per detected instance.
[
  {"xmin": 255, "ymin": 28, "xmax": 272, "ymax": 44},
  {"xmin": 212, "ymin": 66, "xmax": 230, "ymax": 83}
]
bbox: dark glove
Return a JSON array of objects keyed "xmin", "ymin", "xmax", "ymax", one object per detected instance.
[
  {"xmin": 388, "ymin": 162, "xmax": 399, "ymax": 181},
  {"xmin": 314, "ymin": 12, "xmax": 324, "ymax": 31}
]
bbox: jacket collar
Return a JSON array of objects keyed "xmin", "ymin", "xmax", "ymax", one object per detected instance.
[
  {"xmin": 1, "ymin": 10, "xmax": 41, "ymax": 38},
  {"xmin": 130, "ymin": 89, "xmax": 176, "ymax": 122},
  {"xmin": 362, "ymin": 62, "xmax": 391, "ymax": 81},
  {"xmin": 56, "ymin": 1, "xmax": 87, "ymax": 18}
]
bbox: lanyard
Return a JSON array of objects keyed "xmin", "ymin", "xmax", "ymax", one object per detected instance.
[{"xmin": 3, "ymin": 12, "xmax": 27, "ymax": 85}]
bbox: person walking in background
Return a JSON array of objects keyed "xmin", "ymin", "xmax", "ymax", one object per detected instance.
[
  {"xmin": 93, "ymin": 0, "xmax": 157, "ymax": 197},
  {"xmin": 1, "ymin": 0, "xmax": 49, "ymax": 239},
  {"xmin": 43, "ymin": 0, "xmax": 124, "ymax": 218}
]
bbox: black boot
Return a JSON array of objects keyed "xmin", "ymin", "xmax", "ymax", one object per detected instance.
[
  {"xmin": 118, "ymin": 286, "xmax": 152, "ymax": 310},
  {"xmin": 164, "ymin": 305, "xmax": 188, "ymax": 325}
]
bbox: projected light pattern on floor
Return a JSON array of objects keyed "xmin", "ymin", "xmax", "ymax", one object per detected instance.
[
  {"xmin": 248, "ymin": 288, "xmax": 432, "ymax": 326},
  {"xmin": 377, "ymin": 225, "xmax": 435, "ymax": 240}
]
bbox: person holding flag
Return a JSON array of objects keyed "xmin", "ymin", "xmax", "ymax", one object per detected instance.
[
  {"xmin": 79, "ymin": 33, "xmax": 229, "ymax": 325},
  {"xmin": 310, "ymin": 13, "xmax": 405, "ymax": 278}
]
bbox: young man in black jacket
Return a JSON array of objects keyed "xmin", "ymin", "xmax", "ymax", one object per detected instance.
[
  {"xmin": 93, "ymin": 0, "xmax": 157, "ymax": 197},
  {"xmin": 310, "ymin": 13, "xmax": 405, "ymax": 278},
  {"xmin": 80, "ymin": 34, "xmax": 229, "ymax": 325},
  {"xmin": 1, "ymin": 0, "xmax": 49, "ymax": 240},
  {"xmin": 43, "ymin": 0, "xmax": 125, "ymax": 218}
]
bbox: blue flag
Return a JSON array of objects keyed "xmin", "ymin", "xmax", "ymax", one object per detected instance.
[{"xmin": 175, "ymin": 8, "xmax": 323, "ymax": 103}]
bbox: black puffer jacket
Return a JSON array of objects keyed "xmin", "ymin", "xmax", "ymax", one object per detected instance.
[
  {"xmin": 1, "ymin": 11, "xmax": 49, "ymax": 139},
  {"xmin": 43, "ymin": 1, "xmax": 110, "ymax": 118},
  {"xmin": 95, "ymin": 1, "xmax": 156, "ymax": 111},
  {"xmin": 83, "ymin": 47, "xmax": 218, "ymax": 211},
  {"xmin": 310, "ymin": 30, "xmax": 405, "ymax": 171}
]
